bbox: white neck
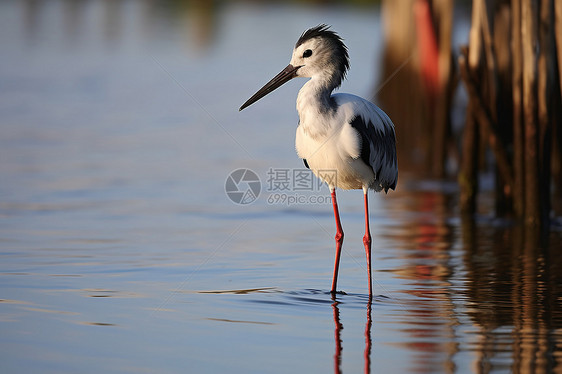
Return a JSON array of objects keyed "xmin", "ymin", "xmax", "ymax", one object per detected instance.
[{"xmin": 296, "ymin": 77, "xmax": 335, "ymax": 138}]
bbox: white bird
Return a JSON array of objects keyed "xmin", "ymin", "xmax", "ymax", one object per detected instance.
[{"xmin": 240, "ymin": 25, "xmax": 397, "ymax": 296}]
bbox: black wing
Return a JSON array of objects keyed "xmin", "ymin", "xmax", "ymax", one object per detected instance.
[{"xmin": 349, "ymin": 113, "xmax": 397, "ymax": 192}]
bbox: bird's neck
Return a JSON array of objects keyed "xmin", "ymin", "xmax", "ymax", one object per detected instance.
[{"xmin": 296, "ymin": 77, "xmax": 336, "ymax": 138}]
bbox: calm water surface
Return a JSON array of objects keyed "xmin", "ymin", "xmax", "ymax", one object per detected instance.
[{"xmin": 1, "ymin": 2, "xmax": 562, "ymax": 373}]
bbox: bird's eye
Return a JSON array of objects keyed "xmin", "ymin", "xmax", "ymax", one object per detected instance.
[{"xmin": 303, "ymin": 49, "xmax": 313, "ymax": 58}]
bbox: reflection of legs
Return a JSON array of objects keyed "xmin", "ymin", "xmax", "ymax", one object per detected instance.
[
  {"xmin": 364, "ymin": 296, "xmax": 373, "ymax": 374},
  {"xmin": 332, "ymin": 301, "xmax": 342, "ymax": 374},
  {"xmin": 363, "ymin": 189, "xmax": 373, "ymax": 296},
  {"xmin": 330, "ymin": 188, "xmax": 344, "ymax": 294}
]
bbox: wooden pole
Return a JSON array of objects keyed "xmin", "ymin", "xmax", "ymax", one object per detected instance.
[
  {"xmin": 458, "ymin": 0, "xmax": 485, "ymax": 215},
  {"xmin": 459, "ymin": 53, "xmax": 514, "ymax": 192},
  {"xmin": 553, "ymin": 0, "xmax": 562, "ymax": 201},
  {"xmin": 512, "ymin": 0, "xmax": 525, "ymax": 218},
  {"xmin": 431, "ymin": 0, "xmax": 454, "ymax": 178},
  {"xmin": 537, "ymin": 0, "xmax": 553, "ymax": 225},
  {"xmin": 521, "ymin": 0, "xmax": 540, "ymax": 226},
  {"xmin": 468, "ymin": 0, "xmax": 483, "ymax": 70},
  {"xmin": 459, "ymin": 97, "xmax": 479, "ymax": 214},
  {"xmin": 556, "ymin": 0, "xmax": 562, "ymax": 99}
]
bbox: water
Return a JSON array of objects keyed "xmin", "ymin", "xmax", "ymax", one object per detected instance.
[{"xmin": 1, "ymin": 1, "xmax": 562, "ymax": 373}]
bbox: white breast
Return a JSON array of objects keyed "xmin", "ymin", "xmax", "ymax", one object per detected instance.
[{"xmin": 295, "ymin": 118, "xmax": 375, "ymax": 190}]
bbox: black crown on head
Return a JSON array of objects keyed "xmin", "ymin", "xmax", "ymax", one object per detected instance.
[{"xmin": 295, "ymin": 24, "xmax": 350, "ymax": 88}]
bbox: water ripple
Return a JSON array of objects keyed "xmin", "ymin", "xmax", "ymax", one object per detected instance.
[{"xmin": 200, "ymin": 287, "xmax": 393, "ymax": 309}]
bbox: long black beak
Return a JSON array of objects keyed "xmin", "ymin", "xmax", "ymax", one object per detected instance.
[{"xmin": 239, "ymin": 64, "xmax": 301, "ymax": 111}]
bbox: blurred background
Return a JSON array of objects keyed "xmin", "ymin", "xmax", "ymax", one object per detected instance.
[
  {"xmin": 1, "ymin": 1, "xmax": 562, "ymax": 373},
  {"xmin": 3, "ymin": 0, "xmax": 560, "ymax": 225}
]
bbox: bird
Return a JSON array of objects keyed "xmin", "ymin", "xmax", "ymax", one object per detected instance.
[{"xmin": 239, "ymin": 24, "xmax": 397, "ymax": 296}]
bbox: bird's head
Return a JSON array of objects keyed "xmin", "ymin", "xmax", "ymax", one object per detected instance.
[
  {"xmin": 239, "ymin": 24, "xmax": 349, "ymax": 111},
  {"xmin": 290, "ymin": 24, "xmax": 349, "ymax": 85}
]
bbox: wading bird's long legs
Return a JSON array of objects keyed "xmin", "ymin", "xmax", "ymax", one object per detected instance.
[
  {"xmin": 363, "ymin": 188, "xmax": 373, "ymax": 296},
  {"xmin": 330, "ymin": 188, "xmax": 344, "ymax": 294}
]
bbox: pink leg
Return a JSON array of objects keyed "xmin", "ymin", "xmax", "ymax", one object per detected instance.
[
  {"xmin": 363, "ymin": 191, "xmax": 373, "ymax": 296},
  {"xmin": 330, "ymin": 189, "xmax": 344, "ymax": 294}
]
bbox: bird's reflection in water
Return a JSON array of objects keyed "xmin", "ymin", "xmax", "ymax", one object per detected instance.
[
  {"xmin": 332, "ymin": 296, "xmax": 373, "ymax": 374},
  {"xmin": 364, "ymin": 297, "xmax": 373, "ymax": 374},
  {"xmin": 332, "ymin": 300, "xmax": 343, "ymax": 374}
]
